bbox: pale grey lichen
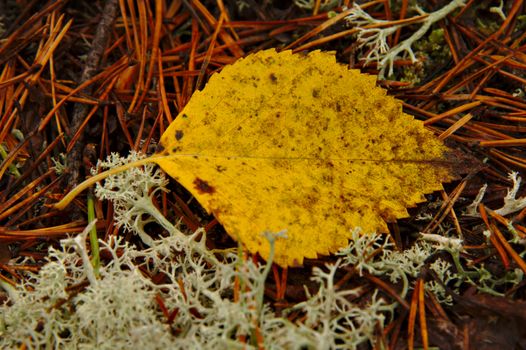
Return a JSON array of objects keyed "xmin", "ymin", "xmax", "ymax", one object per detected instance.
[
  {"xmin": 1, "ymin": 151, "xmax": 523, "ymax": 349},
  {"xmin": 346, "ymin": 0, "xmax": 466, "ymax": 78},
  {"xmin": 0, "ymin": 152, "xmax": 397, "ymax": 349},
  {"xmin": 51, "ymin": 153, "xmax": 68, "ymax": 176},
  {"xmin": 91, "ymin": 152, "xmax": 170, "ymax": 246},
  {"xmin": 337, "ymin": 229, "xmax": 439, "ymax": 298},
  {"xmin": 465, "ymin": 172, "xmax": 526, "ymax": 217}
]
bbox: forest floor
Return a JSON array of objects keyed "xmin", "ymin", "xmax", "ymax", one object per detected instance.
[{"xmin": 1, "ymin": 1, "xmax": 526, "ymax": 349}]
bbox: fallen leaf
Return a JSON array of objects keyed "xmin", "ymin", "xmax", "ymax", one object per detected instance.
[{"xmin": 153, "ymin": 49, "xmax": 460, "ymax": 266}]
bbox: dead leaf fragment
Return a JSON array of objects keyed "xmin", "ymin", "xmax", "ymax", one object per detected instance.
[{"xmin": 155, "ymin": 49, "xmax": 459, "ymax": 266}]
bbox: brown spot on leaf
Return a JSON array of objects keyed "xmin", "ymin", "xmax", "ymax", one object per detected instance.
[
  {"xmin": 175, "ymin": 130, "xmax": 184, "ymax": 141},
  {"xmin": 193, "ymin": 178, "xmax": 216, "ymax": 194},
  {"xmin": 269, "ymin": 73, "xmax": 277, "ymax": 83},
  {"xmin": 155, "ymin": 144, "xmax": 165, "ymax": 153}
]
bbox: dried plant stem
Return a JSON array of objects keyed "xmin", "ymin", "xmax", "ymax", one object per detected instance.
[{"xmin": 54, "ymin": 155, "xmax": 165, "ymax": 210}]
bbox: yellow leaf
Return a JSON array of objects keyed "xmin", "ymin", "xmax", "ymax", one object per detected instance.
[{"xmin": 153, "ymin": 49, "xmax": 458, "ymax": 267}]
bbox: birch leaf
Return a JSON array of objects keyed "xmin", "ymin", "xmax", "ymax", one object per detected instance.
[{"xmin": 153, "ymin": 49, "xmax": 461, "ymax": 267}]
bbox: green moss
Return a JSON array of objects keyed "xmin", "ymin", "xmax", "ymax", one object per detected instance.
[
  {"xmin": 515, "ymin": 15, "xmax": 526, "ymax": 33},
  {"xmin": 399, "ymin": 28, "xmax": 451, "ymax": 85}
]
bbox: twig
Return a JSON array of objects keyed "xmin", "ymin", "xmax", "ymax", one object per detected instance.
[{"xmin": 66, "ymin": 0, "xmax": 119, "ymax": 189}]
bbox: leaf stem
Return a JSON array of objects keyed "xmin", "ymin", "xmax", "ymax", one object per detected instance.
[
  {"xmin": 54, "ymin": 155, "xmax": 165, "ymax": 210},
  {"xmin": 87, "ymin": 192, "xmax": 100, "ymax": 277}
]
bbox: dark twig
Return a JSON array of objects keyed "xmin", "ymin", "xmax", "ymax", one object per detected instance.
[{"xmin": 66, "ymin": 0, "xmax": 119, "ymax": 190}]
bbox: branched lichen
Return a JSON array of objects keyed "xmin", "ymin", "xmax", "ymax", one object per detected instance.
[
  {"xmin": 337, "ymin": 229, "xmax": 447, "ymax": 299},
  {"xmin": 465, "ymin": 172, "xmax": 526, "ymax": 217},
  {"xmin": 490, "ymin": 0, "xmax": 507, "ymax": 21},
  {"xmin": 2, "ymin": 152, "xmax": 524, "ymax": 348},
  {"xmin": 1, "ymin": 152, "xmax": 400, "ymax": 349},
  {"xmin": 346, "ymin": 0, "xmax": 466, "ymax": 77},
  {"xmin": 92, "ymin": 152, "xmax": 170, "ymax": 246}
]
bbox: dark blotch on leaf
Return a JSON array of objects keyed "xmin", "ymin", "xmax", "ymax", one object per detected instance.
[
  {"xmin": 269, "ymin": 73, "xmax": 277, "ymax": 83},
  {"xmin": 175, "ymin": 130, "xmax": 184, "ymax": 141},
  {"xmin": 193, "ymin": 178, "xmax": 216, "ymax": 194}
]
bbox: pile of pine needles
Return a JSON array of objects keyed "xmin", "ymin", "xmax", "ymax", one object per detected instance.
[{"xmin": 1, "ymin": 0, "xmax": 526, "ymax": 348}]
